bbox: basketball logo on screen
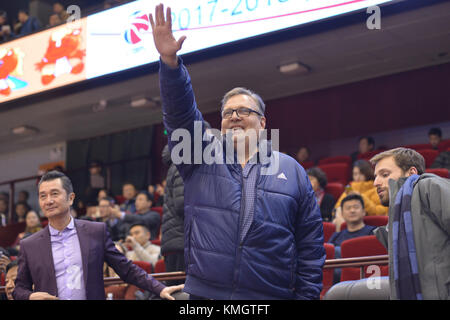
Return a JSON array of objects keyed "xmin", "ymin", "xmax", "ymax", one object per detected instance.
[{"xmin": 123, "ymin": 11, "xmax": 150, "ymax": 46}]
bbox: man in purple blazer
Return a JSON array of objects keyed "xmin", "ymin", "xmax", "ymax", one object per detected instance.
[{"xmin": 13, "ymin": 170, "xmax": 184, "ymax": 300}]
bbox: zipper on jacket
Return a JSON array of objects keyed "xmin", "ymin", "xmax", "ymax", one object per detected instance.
[{"xmin": 232, "ymin": 166, "xmax": 245, "ymax": 293}]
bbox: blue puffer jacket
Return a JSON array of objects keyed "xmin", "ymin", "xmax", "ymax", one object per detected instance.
[{"xmin": 160, "ymin": 59, "xmax": 325, "ymax": 300}]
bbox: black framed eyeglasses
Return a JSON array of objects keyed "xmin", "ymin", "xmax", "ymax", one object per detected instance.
[{"xmin": 222, "ymin": 107, "xmax": 263, "ymax": 119}]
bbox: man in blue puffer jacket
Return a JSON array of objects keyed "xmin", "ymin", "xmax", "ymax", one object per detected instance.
[{"xmin": 149, "ymin": 4, "xmax": 325, "ymax": 300}]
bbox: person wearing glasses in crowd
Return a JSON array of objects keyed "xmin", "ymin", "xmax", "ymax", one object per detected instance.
[{"xmin": 149, "ymin": 4, "xmax": 325, "ymax": 300}]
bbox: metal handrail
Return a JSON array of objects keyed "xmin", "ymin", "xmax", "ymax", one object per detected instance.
[{"xmin": 0, "ymin": 255, "xmax": 389, "ymax": 296}]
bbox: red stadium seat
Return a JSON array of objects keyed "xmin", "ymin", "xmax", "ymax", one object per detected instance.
[
  {"xmin": 154, "ymin": 259, "xmax": 166, "ymax": 273},
  {"xmin": 340, "ymin": 236, "xmax": 388, "ymax": 282},
  {"xmin": 132, "ymin": 260, "xmax": 153, "ymax": 274},
  {"xmin": 115, "ymin": 195, "xmax": 125, "ymax": 205},
  {"xmin": 151, "ymin": 238, "xmax": 161, "ymax": 246},
  {"xmin": 438, "ymin": 139, "xmax": 450, "ymax": 153},
  {"xmin": 340, "ymin": 216, "xmax": 388, "ymax": 231},
  {"xmin": 323, "ymin": 222, "xmax": 336, "ymax": 243},
  {"xmin": 356, "ymin": 150, "xmax": 383, "ymax": 161},
  {"xmin": 416, "ymin": 149, "xmax": 439, "ymax": 168},
  {"xmin": 321, "ymin": 243, "xmax": 335, "ymax": 299},
  {"xmin": 325, "ymin": 182, "xmax": 345, "ymax": 201},
  {"xmin": 300, "ymin": 161, "xmax": 315, "ymax": 170},
  {"xmin": 403, "ymin": 143, "xmax": 432, "ymax": 151},
  {"xmin": 318, "ymin": 155, "xmax": 352, "ymax": 166},
  {"xmin": 425, "ymin": 168, "xmax": 449, "ymax": 178},
  {"xmin": 318, "ymin": 163, "xmax": 351, "ymax": 186}
]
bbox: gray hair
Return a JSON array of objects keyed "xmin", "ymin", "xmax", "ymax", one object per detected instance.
[{"xmin": 221, "ymin": 87, "xmax": 266, "ymax": 116}]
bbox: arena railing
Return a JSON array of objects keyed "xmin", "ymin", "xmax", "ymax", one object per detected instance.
[{"xmin": 0, "ymin": 255, "xmax": 389, "ymax": 296}]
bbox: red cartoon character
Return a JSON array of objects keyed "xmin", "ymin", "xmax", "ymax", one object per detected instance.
[
  {"xmin": 35, "ymin": 27, "xmax": 85, "ymax": 85},
  {"xmin": 0, "ymin": 48, "xmax": 19, "ymax": 95}
]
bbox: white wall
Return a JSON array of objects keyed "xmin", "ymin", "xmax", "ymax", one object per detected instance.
[{"xmin": 0, "ymin": 142, "xmax": 66, "ymax": 213}]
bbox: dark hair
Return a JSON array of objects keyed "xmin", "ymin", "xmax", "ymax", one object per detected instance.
[
  {"xmin": 306, "ymin": 167, "xmax": 328, "ymax": 189},
  {"xmin": 19, "ymin": 190, "xmax": 29, "ymax": 199},
  {"xmin": 15, "ymin": 201, "xmax": 30, "ymax": 212},
  {"xmin": 6, "ymin": 260, "xmax": 18, "ymax": 274},
  {"xmin": 122, "ymin": 182, "xmax": 136, "ymax": 189},
  {"xmin": 128, "ymin": 223, "xmax": 150, "ymax": 234},
  {"xmin": 99, "ymin": 196, "xmax": 115, "ymax": 205},
  {"xmin": 38, "ymin": 170, "xmax": 74, "ymax": 197},
  {"xmin": 136, "ymin": 191, "xmax": 153, "ymax": 203},
  {"xmin": 89, "ymin": 160, "xmax": 103, "ymax": 168},
  {"xmin": 428, "ymin": 127, "xmax": 442, "ymax": 138},
  {"xmin": 18, "ymin": 9, "xmax": 29, "ymax": 15},
  {"xmin": 341, "ymin": 194, "xmax": 365, "ymax": 209},
  {"xmin": 353, "ymin": 160, "xmax": 375, "ymax": 181},
  {"xmin": 359, "ymin": 136, "xmax": 375, "ymax": 147}
]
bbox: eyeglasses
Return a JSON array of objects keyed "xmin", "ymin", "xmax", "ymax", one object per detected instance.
[{"xmin": 222, "ymin": 107, "xmax": 263, "ymax": 119}]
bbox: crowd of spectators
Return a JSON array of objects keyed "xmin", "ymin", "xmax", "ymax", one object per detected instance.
[{"xmin": 0, "ymin": 125, "xmax": 448, "ymax": 299}]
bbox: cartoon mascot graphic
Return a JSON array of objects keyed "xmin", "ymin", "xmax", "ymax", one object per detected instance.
[
  {"xmin": 0, "ymin": 48, "xmax": 26, "ymax": 96},
  {"xmin": 35, "ymin": 27, "xmax": 85, "ymax": 85}
]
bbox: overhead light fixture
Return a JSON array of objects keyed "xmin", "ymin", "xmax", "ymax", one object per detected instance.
[
  {"xmin": 130, "ymin": 96, "xmax": 160, "ymax": 108},
  {"xmin": 278, "ymin": 61, "xmax": 310, "ymax": 75},
  {"xmin": 12, "ymin": 125, "xmax": 39, "ymax": 135},
  {"xmin": 92, "ymin": 99, "xmax": 108, "ymax": 112}
]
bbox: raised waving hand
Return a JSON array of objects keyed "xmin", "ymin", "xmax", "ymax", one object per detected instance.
[{"xmin": 149, "ymin": 3, "xmax": 186, "ymax": 68}]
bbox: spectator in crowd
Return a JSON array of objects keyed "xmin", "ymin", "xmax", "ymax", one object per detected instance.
[
  {"xmin": 328, "ymin": 194, "xmax": 376, "ymax": 248},
  {"xmin": 47, "ymin": 13, "xmax": 62, "ymax": 28},
  {"xmin": 307, "ymin": 167, "xmax": 336, "ymax": 222},
  {"xmin": 14, "ymin": 201, "xmax": 30, "ymax": 223},
  {"xmin": 147, "ymin": 184, "xmax": 155, "ymax": 196},
  {"xmin": 114, "ymin": 191, "xmax": 160, "ymax": 241},
  {"xmin": 430, "ymin": 150, "xmax": 450, "ymax": 170},
  {"xmin": 120, "ymin": 182, "xmax": 137, "ymax": 214},
  {"xmin": 84, "ymin": 160, "xmax": 105, "ymax": 207},
  {"xmin": 0, "ymin": 246, "xmax": 11, "ymax": 274},
  {"xmin": 12, "ymin": 210, "xmax": 43, "ymax": 250},
  {"xmin": 428, "ymin": 127, "xmax": 442, "ymax": 150},
  {"xmin": 371, "ymin": 148, "xmax": 450, "ymax": 300},
  {"xmin": 13, "ymin": 170, "xmax": 183, "ymax": 300},
  {"xmin": 0, "ymin": 10, "xmax": 14, "ymax": 43},
  {"xmin": 153, "ymin": 182, "xmax": 165, "ymax": 207},
  {"xmin": 125, "ymin": 223, "xmax": 161, "ymax": 267},
  {"xmin": 160, "ymin": 144, "xmax": 185, "ymax": 285},
  {"xmin": 332, "ymin": 160, "xmax": 388, "ymax": 231},
  {"xmin": 150, "ymin": 3, "xmax": 325, "ymax": 300},
  {"xmin": 4, "ymin": 260, "xmax": 19, "ymax": 300},
  {"xmin": 53, "ymin": 2, "xmax": 69, "ymax": 22},
  {"xmin": 16, "ymin": 9, "xmax": 42, "ymax": 37},
  {"xmin": 351, "ymin": 136, "xmax": 375, "ymax": 163},
  {"xmin": 328, "ymin": 194, "xmax": 376, "ymax": 283},
  {"xmin": 17, "ymin": 190, "xmax": 29, "ymax": 203},
  {"xmin": 97, "ymin": 188, "xmax": 111, "ymax": 203},
  {"xmin": 79, "ymin": 200, "xmax": 99, "ymax": 221},
  {"xmin": 296, "ymin": 146, "xmax": 310, "ymax": 164},
  {"xmin": 97, "ymin": 196, "xmax": 124, "ymax": 242},
  {"xmin": 0, "ymin": 198, "xmax": 8, "ymax": 226}
]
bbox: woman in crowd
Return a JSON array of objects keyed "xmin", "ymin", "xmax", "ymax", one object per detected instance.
[
  {"xmin": 13, "ymin": 201, "xmax": 30, "ymax": 223},
  {"xmin": 332, "ymin": 159, "xmax": 388, "ymax": 230},
  {"xmin": 306, "ymin": 167, "xmax": 336, "ymax": 222},
  {"xmin": 12, "ymin": 210, "xmax": 42, "ymax": 250}
]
